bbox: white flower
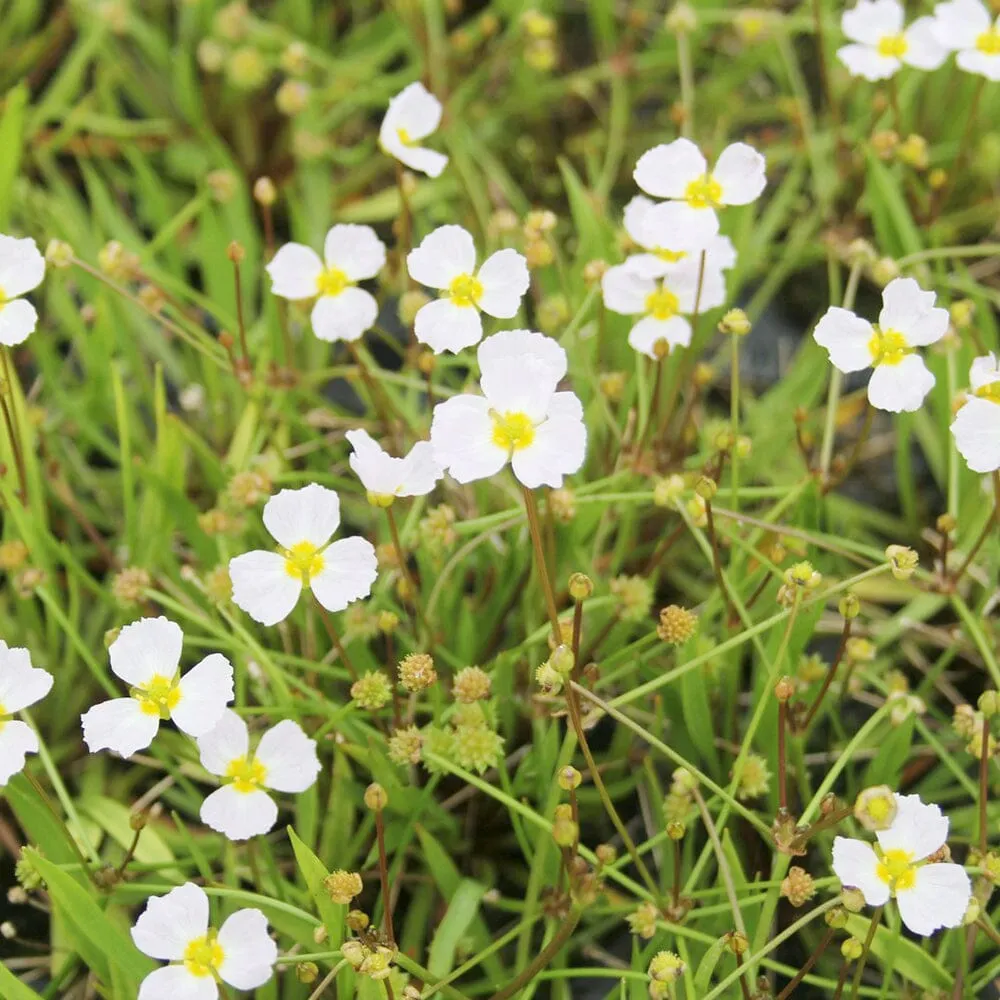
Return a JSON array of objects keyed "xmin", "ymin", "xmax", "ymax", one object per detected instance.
[
  {"xmin": 266, "ymin": 224, "xmax": 385, "ymax": 343},
  {"xmin": 633, "ymin": 139, "xmax": 766, "ymax": 238},
  {"xmin": 81, "ymin": 618, "xmax": 233, "ymax": 758},
  {"xmin": 0, "ymin": 642, "xmax": 53, "ymax": 786},
  {"xmin": 813, "ymin": 276, "xmax": 948, "ymax": 413},
  {"xmin": 132, "ymin": 881, "xmax": 276, "ymax": 999},
  {"xmin": 346, "ymin": 429, "xmax": 442, "ymax": 505},
  {"xmin": 407, "ymin": 225, "xmax": 530, "ymax": 354},
  {"xmin": 196, "ymin": 710, "xmax": 320, "ymax": 840},
  {"xmin": 430, "ymin": 329, "xmax": 586, "ymax": 489},
  {"xmin": 601, "ymin": 259, "xmax": 727, "ymax": 359},
  {"xmin": 229, "ymin": 484, "xmax": 377, "ymax": 626},
  {"xmin": 933, "ymin": 0, "xmax": 1000, "ymax": 80},
  {"xmin": 379, "ymin": 81, "xmax": 449, "ymax": 177},
  {"xmin": 951, "ymin": 353, "xmax": 1000, "ymax": 473},
  {"xmin": 622, "ymin": 195, "xmax": 733, "ymax": 278},
  {"xmin": 832, "ymin": 793, "xmax": 970, "ymax": 936},
  {"xmin": 837, "ymin": 0, "xmax": 947, "ymax": 80},
  {"xmin": 0, "ymin": 235, "xmax": 45, "ymax": 346}
]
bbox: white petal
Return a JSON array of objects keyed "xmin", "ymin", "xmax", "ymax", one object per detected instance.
[
  {"xmin": 263, "ymin": 483, "xmax": 340, "ymax": 549},
  {"xmin": 0, "ymin": 299, "xmax": 38, "ymax": 346},
  {"xmin": 131, "ymin": 882, "xmax": 209, "ymax": 961},
  {"xmin": 323, "ymin": 224, "xmax": 386, "ymax": 281},
  {"xmin": 510, "ymin": 392, "xmax": 587, "ymax": 489},
  {"xmin": 392, "ymin": 142, "xmax": 449, "ymax": 177},
  {"xmin": 0, "ymin": 235, "xmax": 45, "ymax": 297},
  {"xmin": 876, "ymin": 793, "xmax": 949, "ymax": 860},
  {"xmin": 138, "ymin": 964, "xmax": 218, "ymax": 1000},
  {"xmin": 628, "ymin": 315, "xmax": 692, "ymax": 358},
  {"xmin": 952, "ymin": 399, "xmax": 1000, "ymax": 473},
  {"xmin": 200, "ymin": 785, "xmax": 278, "ymax": 841},
  {"xmin": 476, "ymin": 249, "xmax": 530, "ymax": 318},
  {"xmin": 903, "ymin": 17, "xmax": 949, "ymax": 69},
  {"xmin": 309, "ymin": 536, "xmax": 378, "ymax": 613},
  {"xmin": 956, "ymin": 48, "xmax": 1000, "ymax": 79},
  {"xmin": 712, "ymin": 143, "xmax": 767, "ymax": 206},
  {"xmin": 311, "ymin": 287, "xmax": 378, "ymax": 343},
  {"xmin": 842, "ymin": 0, "xmax": 903, "ymax": 44},
  {"xmin": 705, "ymin": 235, "xmax": 738, "ymax": 271},
  {"xmin": 831, "ymin": 836, "xmax": 890, "ymax": 906},
  {"xmin": 633, "ymin": 139, "xmax": 707, "ymax": 200},
  {"xmin": 430, "ymin": 394, "xmax": 508, "ymax": 484},
  {"xmin": 868, "ymin": 354, "xmax": 935, "ymax": 412},
  {"xmin": 837, "ymin": 43, "xmax": 900, "ymax": 80},
  {"xmin": 407, "ymin": 225, "xmax": 476, "ymax": 289},
  {"xmin": 932, "ymin": 0, "xmax": 991, "ymax": 50},
  {"xmin": 265, "ymin": 243, "xmax": 324, "ymax": 300},
  {"xmin": 217, "ymin": 909, "xmax": 277, "ymax": 990},
  {"xmin": 255, "ymin": 720, "xmax": 320, "ymax": 793},
  {"xmin": 397, "ymin": 441, "xmax": 443, "ymax": 496},
  {"xmin": 229, "ymin": 550, "xmax": 302, "ymax": 627},
  {"xmin": 640, "ymin": 200, "xmax": 721, "ymax": 254},
  {"xmin": 602, "ymin": 264, "xmax": 653, "ymax": 315},
  {"xmin": 0, "ymin": 720, "xmax": 38, "ymax": 786},
  {"xmin": 197, "ymin": 709, "xmax": 248, "ymax": 775},
  {"xmin": 896, "ymin": 863, "xmax": 971, "ymax": 936},
  {"xmin": 414, "ymin": 297, "xmax": 483, "ymax": 354},
  {"xmin": 813, "ymin": 307, "xmax": 874, "ymax": 373},
  {"xmin": 878, "ymin": 278, "xmax": 947, "ymax": 344},
  {"xmin": 380, "ymin": 81, "xmax": 443, "ymax": 144},
  {"xmin": 478, "ymin": 329, "xmax": 566, "ymax": 418},
  {"xmin": 0, "ymin": 646, "xmax": 53, "ymax": 712},
  {"xmin": 671, "ymin": 262, "xmax": 728, "ymax": 313},
  {"xmin": 109, "ymin": 617, "xmax": 183, "ymax": 688},
  {"xmin": 969, "ymin": 352, "xmax": 1000, "ymax": 391},
  {"xmin": 171, "ymin": 654, "xmax": 234, "ymax": 738},
  {"xmin": 346, "ymin": 428, "xmax": 399, "ymax": 494},
  {"xmin": 623, "ymin": 194, "xmax": 657, "ymax": 247},
  {"xmin": 81, "ymin": 698, "xmax": 160, "ymax": 757}
]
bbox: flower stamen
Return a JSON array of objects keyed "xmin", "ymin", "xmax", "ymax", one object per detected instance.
[
  {"xmin": 875, "ymin": 847, "xmax": 917, "ymax": 892},
  {"xmin": 683, "ymin": 175, "xmax": 722, "ymax": 209},
  {"xmin": 645, "ymin": 287, "xmax": 680, "ymax": 321},
  {"xmin": 448, "ymin": 273, "xmax": 483, "ymax": 308},
  {"xmin": 491, "ymin": 410, "xmax": 536, "ymax": 452},
  {"xmin": 283, "ymin": 541, "xmax": 324, "ymax": 581},
  {"xmin": 867, "ymin": 328, "xmax": 912, "ymax": 366},
  {"xmin": 877, "ymin": 34, "xmax": 908, "ymax": 58},
  {"xmin": 225, "ymin": 754, "xmax": 268, "ymax": 794},
  {"xmin": 316, "ymin": 267, "xmax": 350, "ymax": 297},
  {"xmin": 976, "ymin": 28, "xmax": 1000, "ymax": 55},
  {"xmin": 132, "ymin": 674, "xmax": 181, "ymax": 718},
  {"xmin": 183, "ymin": 931, "xmax": 225, "ymax": 978}
]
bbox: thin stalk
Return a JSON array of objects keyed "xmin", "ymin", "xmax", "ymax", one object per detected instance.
[
  {"xmin": 980, "ymin": 722, "xmax": 990, "ymax": 854},
  {"xmin": 486, "ymin": 910, "xmax": 581, "ymax": 1000},
  {"xmin": 522, "ymin": 485, "xmax": 561, "ymax": 642},
  {"xmin": 850, "ymin": 905, "xmax": 883, "ymax": 1000},
  {"xmin": 704, "ymin": 497, "xmax": 737, "ymax": 627},
  {"xmin": 824, "ymin": 403, "xmax": 874, "ymax": 494},
  {"xmin": 114, "ymin": 823, "xmax": 143, "ymax": 878},
  {"xmin": 799, "ymin": 616, "xmax": 853, "ymax": 731},
  {"xmin": 229, "ymin": 245, "xmax": 251, "ymax": 372},
  {"xmin": 396, "ymin": 160, "xmax": 413, "ymax": 292},
  {"xmin": 306, "ymin": 959, "xmax": 348, "ymax": 1000},
  {"xmin": 776, "ymin": 926, "xmax": 835, "ymax": 1000},
  {"xmin": 931, "ymin": 76, "xmax": 986, "ymax": 219},
  {"xmin": 375, "ymin": 806, "xmax": 395, "ymax": 946},
  {"xmin": 777, "ymin": 700, "xmax": 789, "ymax": 812},
  {"xmin": 0, "ymin": 348, "xmax": 28, "ymax": 502},
  {"xmin": 730, "ymin": 331, "xmax": 741, "ymax": 511},
  {"xmin": 645, "ymin": 519, "xmax": 686, "ymax": 575},
  {"xmin": 951, "ymin": 478, "xmax": 999, "ymax": 584},
  {"xmin": 635, "ymin": 357, "xmax": 665, "ymax": 463},
  {"xmin": 385, "ymin": 504, "xmax": 428, "ymax": 635},
  {"xmin": 316, "ymin": 603, "xmax": 359, "ymax": 681}
]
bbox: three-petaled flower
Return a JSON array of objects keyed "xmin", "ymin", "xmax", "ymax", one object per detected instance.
[
  {"xmin": 132, "ymin": 881, "xmax": 277, "ymax": 999},
  {"xmin": 379, "ymin": 81, "xmax": 449, "ymax": 177},
  {"xmin": 346, "ymin": 429, "xmax": 442, "ymax": 506},
  {"xmin": 951, "ymin": 353, "xmax": 1000, "ymax": 472},
  {"xmin": 832, "ymin": 793, "xmax": 970, "ymax": 936},
  {"xmin": 0, "ymin": 234, "xmax": 45, "ymax": 346},
  {"xmin": 81, "ymin": 617, "xmax": 234, "ymax": 758},
  {"xmin": 229, "ymin": 483, "xmax": 378, "ymax": 626},
  {"xmin": 933, "ymin": 0, "xmax": 1000, "ymax": 80},
  {"xmin": 430, "ymin": 329, "xmax": 586, "ymax": 488},
  {"xmin": 266, "ymin": 224, "xmax": 386, "ymax": 343},
  {"xmin": 406, "ymin": 225, "xmax": 530, "ymax": 354},
  {"xmin": 0, "ymin": 641, "xmax": 53, "ymax": 786},
  {"xmin": 196, "ymin": 709, "xmax": 320, "ymax": 840},
  {"xmin": 813, "ymin": 276, "xmax": 948, "ymax": 412},
  {"xmin": 837, "ymin": 0, "xmax": 947, "ymax": 80}
]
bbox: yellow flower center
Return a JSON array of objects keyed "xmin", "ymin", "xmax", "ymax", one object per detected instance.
[
  {"xmin": 684, "ymin": 176, "xmax": 722, "ymax": 210},
  {"xmin": 976, "ymin": 28, "xmax": 1000, "ymax": 55},
  {"xmin": 491, "ymin": 410, "xmax": 536, "ymax": 452},
  {"xmin": 367, "ymin": 491, "xmax": 396, "ymax": 508},
  {"xmin": 867, "ymin": 328, "xmax": 912, "ymax": 366},
  {"xmin": 975, "ymin": 381, "xmax": 1000, "ymax": 404},
  {"xmin": 225, "ymin": 754, "xmax": 268, "ymax": 794},
  {"xmin": 132, "ymin": 674, "xmax": 181, "ymax": 718},
  {"xmin": 448, "ymin": 273, "xmax": 483, "ymax": 308},
  {"xmin": 183, "ymin": 931, "xmax": 224, "ymax": 978},
  {"xmin": 654, "ymin": 248, "xmax": 687, "ymax": 263},
  {"xmin": 875, "ymin": 848, "xmax": 917, "ymax": 892},
  {"xmin": 645, "ymin": 286, "xmax": 680, "ymax": 321},
  {"xmin": 316, "ymin": 267, "xmax": 350, "ymax": 297},
  {"xmin": 397, "ymin": 126, "xmax": 415, "ymax": 147},
  {"xmin": 877, "ymin": 34, "xmax": 908, "ymax": 58},
  {"xmin": 0, "ymin": 285, "xmax": 6, "ymax": 304},
  {"xmin": 284, "ymin": 540, "xmax": 325, "ymax": 581},
  {"xmin": 0, "ymin": 701, "xmax": 7, "ymax": 732}
]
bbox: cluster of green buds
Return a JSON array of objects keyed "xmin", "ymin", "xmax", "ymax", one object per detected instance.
[
  {"xmin": 777, "ymin": 561, "xmax": 822, "ymax": 607},
  {"xmin": 535, "ymin": 643, "xmax": 575, "ymax": 695},
  {"xmin": 341, "ymin": 938, "xmax": 395, "ymax": 980}
]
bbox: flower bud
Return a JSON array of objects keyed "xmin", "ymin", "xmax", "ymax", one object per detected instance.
[
  {"xmin": 325, "ymin": 869, "xmax": 363, "ymax": 905},
  {"xmin": 558, "ymin": 766, "xmax": 582, "ymax": 791},
  {"xmin": 885, "ymin": 544, "xmax": 918, "ymax": 580},
  {"xmin": 364, "ymin": 783, "xmax": 388, "ymax": 811},
  {"xmin": 718, "ymin": 308, "xmax": 751, "ymax": 336},
  {"xmin": 45, "ymin": 239, "xmax": 74, "ymax": 268},
  {"xmin": 854, "ymin": 785, "xmax": 897, "ymax": 831},
  {"xmin": 253, "ymin": 176, "xmax": 277, "ymax": 206},
  {"xmin": 568, "ymin": 572, "xmax": 593, "ymax": 600},
  {"xmin": 841, "ymin": 937, "xmax": 863, "ymax": 960},
  {"xmin": 839, "ymin": 592, "xmax": 860, "ymax": 619}
]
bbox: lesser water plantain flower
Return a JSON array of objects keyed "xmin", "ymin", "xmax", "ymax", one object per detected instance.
[
  {"xmin": 837, "ymin": 0, "xmax": 947, "ymax": 80},
  {"xmin": 196, "ymin": 709, "xmax": 320, "ymax": 840},
  {"xmin": 0, "ymin": 235, "xmax": 45, "ymax": 346},
  {"xmin": 379, "ymin": 81, "xmax": 449, "ymax": 177},
  {"xmin": 346, "ymin": 428, "xmax": 442, "ymax": 505},
  {"xmin": 81, "ymin": 617, "xmax": 233, "ymax": 758},
  {"xmin": 621, "ymin": 194, "xmax": 730, "ymax": 274},
  {"xmin": 932, "ymin": 0, "xmax": 1000, "ymax": 80},
  {"xmin": 951, "ymin": 354, "xmax": 1000, "ymax": 472},
  {"xmin": 0, "ymin": 642, "xmax": 53, "ymax": 785}
]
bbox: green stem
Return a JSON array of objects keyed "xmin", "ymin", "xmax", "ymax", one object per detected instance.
[{"xmin": 850, "ymin": 905, "xmax": 883, "ymax": 1000}]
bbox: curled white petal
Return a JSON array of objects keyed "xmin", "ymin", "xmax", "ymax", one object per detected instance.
[
  {"xmin": 137, "ymin": 963, "xmax": 218, "ymax": 1000},
  {"xmin": 311, "ymin": 287, "xmax": 378, "ymax": 343},
  {"xmin": 310, "ymin": 536, "xmax": 378, "ymax": 613},
  {"xmin": 196, "ymin": 708, "xmax": 249, "ymax": 777},
  {"xmin": 81, "ymin": 698, "xmax": 160, "ymax": 757},
  {"xmin": 0, "ymin": 235, "xmax": 45, "ymax": 297},
  {"xmin": 407, "ymin": 225, "xmax": 476, "ymax": 290},
  {"xmin": 255, "ymin": 720, "xmax": 320, "ymax": 793},
  {"xmin": 875, "ymin": 793, "xmax": 949, "ymax": 861},
  {"xmin": 171, "ymin": 654, "xmax": 234, "ymax": 738},
  {"xmin": 108, "ymin": 617, "xmax": 184, "ymax": 688},
  {"xmin": 867, "ymin": 354, "xmax": 935, "ymax": 413},
  {"xmin": 323, "ymin": 224, "xmax": 386, "ymax": 281},
  {"xmin": 952, "ymin": 398, "xmax": 1000, "ymax": 473},
  {"xmin": 831, "ymin": 836, "xmax": 890, "ymax": 906},
  {"xmin": 0, "ymin": 643, "xmax": 53, "ymax": 713},
  {"xmin": 262, "ymin": 483, "xmax": 340, "ymax": 550},
  {"xmin": 510, "ymin": 392, "xmax": 587, "ymax": 489},
  {"xmin": 229, "ymin": 550, "xmax": 302, "ymax": 627},
  {"xmin": 0, "ymin": 299, "xmax": 38, "ymax": 346},
  {"xmin": 712, "ymin": 142, "xmax": 767, "ymax": 206},
  {"xmin": 217, "ymin": 909, "xmax": 277, "ymax": 990},
  {"xmin": 813, "ymin": 307, "xmax": 874, "ymax": 374},
  {"xmin": 633, "ymin": 139, "xmax": 707, "ymax": 200},
  {"xmin": 200, "ymin": 784, "xmax": 278, "ymax": 841},
  {"xmin": 896, "ymin": 863, "xmax": 971, "ymax": 936},
  {"xmin": 131, "ymin": 882, "xmax": 209, "ymax": 961},
  {"xmin": 476, "ymin": 249, "xmax": 530, "ymax": 318},
  {"xmin": 0, "ymin": 719, "xmax": 39, "ymax": 786},
  {"xmin": 430, "ymin": 394, "xmax": 508, "ymax": 484},
  {"xmin": 414, "ymin": 297, "xmax": 483, "ymax": 354},
  {"xmin": 265, "ymin": 243, "xmax": 324, "ymax": 300}
]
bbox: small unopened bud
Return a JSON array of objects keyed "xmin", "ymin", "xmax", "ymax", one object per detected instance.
[
  {"xmin": 937, "ymin": 512, "xmax": 957, "ymax": 534},
  {"xmin": 226, "ymin": 240, "xmax": 245, "ymax": 264},
  {"xmin": 665, "ymin": 2, "xmax": 697, "ymax": 33},
  {"xmin": 825, "ymin": 906, "xmax": 848, "ymax": 928},
  {"xmin": 297, "ymin": 961, "xmax": 319, "ymax": 984},
  {"xmin": 841, "ymin": 937, "xmax": 863, "ymax": 960},
  {"xmin": 595, "ymin": 843, "xmax": 617, "ymax": 865},
  {"xmin": 839, "ymin": 593, "xmax": 860, "ymax": 619},
  {"xmin": 552, "ymin": 815, "xmax": 579, "ymax": 847},
  {"xmin": 718, "ymin": 308, "xmax": 751, "ymax": 336},
  {"xmin": 775, "ymin": 676, "xmax": 795, "ymax": 702},
  {"xmin": 870, "ymin": 256, "xmax": 900, "ymax": 286},
  {"xmin": 558, "ymin": 766, "xmax": 582, "ymax": 791},
  {"xmin": 45, "ymin": 239, "xmax": 74, "ymax": 268},
  {"xmin": 950, "ymin": 299, "xmax": 975, "ymax": 329},
  {"xmin": 695, "ymin": 476, "xmax": 717, "ymax": 500},
  {"xmin": 885, "ymin": 544, "xmax": 918, "ymax": 580},
  {"xmin": 666, "ymin": 820, "xmax": 685, "ymax": 840},
  {"xmin": 725, "ymin": 931, "xmax": 749, "ymax": 956},
  {"xmin": 550, "ymin": 644, "xmax": 575, "ymax": 676},
  {"xmin": 0, "ymin": 921, "xmax": 15, "ymax": 940},
  {"xmin": 253, "ymin": 177, "xmax": 276, "ymax": 206},
  {"xmin": 364, "ymin": 783, "xmax": 388, "ymax": 811},
  {"xmin": 568, "ymin": 572, "xmax": 593, "ymax": 600},
  {"xmin": 346, "ymin": 909, "xmax": 369, "ymax": 931},
  {"xmin": 980, "ymin": 691, "xmax": 999, "ymax": 718},
  {"xmin": 325, "ymin": 869, "xmax": 363, "ymax": 905},
  {"xmin": 854, "ymin": 785, "xmax": 897, "ymax": 831},
  {"xmin": 129, "ymin": 811, "xmax": 147, "ymax": 832}
]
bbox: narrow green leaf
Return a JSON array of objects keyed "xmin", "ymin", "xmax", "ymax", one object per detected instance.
[{"xmin": 427, "ymin": 878, "xmax": 485, "ymax": 978}]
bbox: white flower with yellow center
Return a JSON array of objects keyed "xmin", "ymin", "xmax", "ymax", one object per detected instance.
[
  {"xmin": 407, "ymin": 225, "xmax": 530, "ymax": 354},
  {"xmin": 196, "ymin": 709, "xmax": 320, "ymax": 841},
  {"xmin": 81, "ymin": 617, "xmax": 233, "ymax": 758},
  {"xmin": 832, "ymin": 793, "xmax": 971, "ymax": 936},
  {"xmin": 265, "ymin": 224, "xmax": 385, "ymax": 343},
  {"xmin": 813, "ymin": 276, "xmax": 948, "ymax": 413},
  {"xmin": 379, "ymin": 81, "xmax": 449, "ymax": 178},
  {"xmin": 951, "ymin": 353, "xmax": 1000, "ymax": 472},
  {"xmin": 633, "ymin": 138, "xmax": 766, "ymax": 239},
  {"xmin": 933, "ymin": 0, "xmax": 1000, "ymax": 79},
  {"xmin": 132, "ymin": 882, "xmax": 277, "ymax": 999},
  {"xmin": 430, "ymin": 329, "xmax": 586, "ymax": 489},
  {"xmin": 0, "ymin": 235, "xmax": 45, "ymax": 346},
  {"xmin": 601, "ymin": 258, "xmax": 727, "ymax": 359},
  {"xmin": 346, "ymin": 429, "xmax": 442, "ymax": 507},
  {"xmin": 622, "ymin": 195, "xmax": 734, "ymax": 279},
  {"xmin": 229, "ymin": 483, "xmax": 377, "ymax": 626},
  {"xmin": 0, "ymin": 641, "xmax": 53, "ymax": 786},
  {"xmin": 837, "ymin": 0, "xmax": 947, "ymax": 80}
]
